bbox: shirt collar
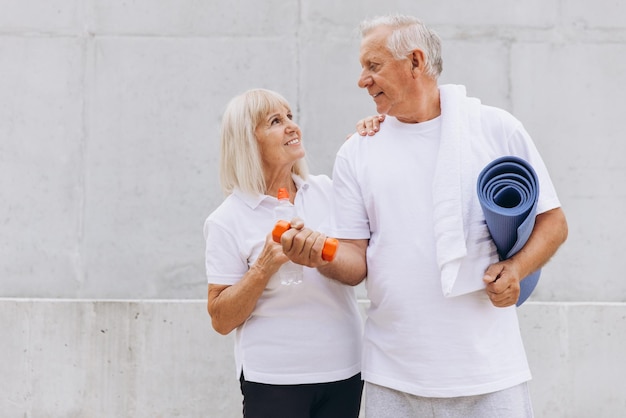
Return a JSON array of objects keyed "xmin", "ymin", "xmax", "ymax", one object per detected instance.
[{"xmin": 233, "ymin": 173, "xmax": 309, "ymax": 210}]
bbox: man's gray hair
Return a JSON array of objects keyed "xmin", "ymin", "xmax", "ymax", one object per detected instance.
[{"xmin": 359, "ymin": 15, "xmax": 443, "ymax": 79}]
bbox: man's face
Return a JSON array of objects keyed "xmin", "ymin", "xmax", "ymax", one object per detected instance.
[{"xmin": 357, "ymin": 26, "xmax": 416, "ymax": 118}]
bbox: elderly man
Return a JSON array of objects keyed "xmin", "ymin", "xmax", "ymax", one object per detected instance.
[{"xmin": 281, "ymin": 14, "xmax": 568, "ymax": 418}]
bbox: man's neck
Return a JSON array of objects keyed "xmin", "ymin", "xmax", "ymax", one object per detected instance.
[{"xmin": 396, "ymin": 83, "xmax": 441, "ymax": 124}]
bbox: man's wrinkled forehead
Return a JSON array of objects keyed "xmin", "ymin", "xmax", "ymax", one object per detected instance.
[{"xmin": 359, "ymin": 28, "xmax": 392, "ymax": 63}]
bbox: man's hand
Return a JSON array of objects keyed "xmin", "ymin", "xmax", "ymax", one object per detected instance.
[
  {"xmin": 278, "ymin": 218, "xmax": 330, "ymax": 268},
  {"xmin": 483, "ymin": 207, "xmax": 568, "ymax": 308},
  {"xmin": 483, "ymin": 260, "xmax": 522, "ymax": 307}
]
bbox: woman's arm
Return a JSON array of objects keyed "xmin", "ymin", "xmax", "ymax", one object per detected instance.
[
  {"xmin": 354, "ymin": 114, "xmax": 385, "ymax": 136},
  {"xmin": 207, "ymin": 234, "xmax": 287, "ymax": 335}
]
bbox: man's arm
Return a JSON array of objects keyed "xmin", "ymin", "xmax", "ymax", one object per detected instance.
[
  {"xmin": 483, "ymin": 207, "xmax": 568, "ymax": 307},
  {"xmin": 279, "ymin": 219, "xmax": 368, "ymax": 286},
  {"xmin": 317, "ymin": 239, "xmax": 368, "ymax": 286}
]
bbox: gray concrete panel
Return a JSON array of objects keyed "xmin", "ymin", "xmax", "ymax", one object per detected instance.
[
  {"xmin": 518, "ymin": 302, "xmax": 626, "ymax": 416},
  {"xmin": 0, "ymin": 0, "xmax": 83, "ymax": 33},
  {"xmin": 0, "ymin": 36, "xmax": 85, "ymax": 297},
  {"xmin": 0, "ymin": 299, "xmax": 240, "ymax": 417},
  {"xmin": 88, "ymin": 0, "xmax": 299, "ymax": 37},
  {"xmin": 2, "ymin": 299, "xmax": 625, "ymax": 417},
  {"xmin": 511, "ymin": 42, "xmax": 626, "ymax": 302},
  {"xmin": 81, "ymin": 37, "xmax": 298, "ymax": 299}
]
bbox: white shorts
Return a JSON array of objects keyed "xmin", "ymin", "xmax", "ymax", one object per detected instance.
[{"xmin": 364, "ymin": 381, "xmax": 533, "ymax": 418}]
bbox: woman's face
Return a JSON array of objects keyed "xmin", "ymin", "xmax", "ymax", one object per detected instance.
[{"xmin": 254, "ymin": 105, "xmax": 304, "ymax": 171}]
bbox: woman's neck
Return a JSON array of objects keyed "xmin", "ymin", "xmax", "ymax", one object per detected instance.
[{"xmin": 265, "ymin": 173, "xmax": 297, "ymax": 201}]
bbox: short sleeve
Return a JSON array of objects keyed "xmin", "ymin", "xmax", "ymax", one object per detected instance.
[
  {"xmin": 330, "ymin": 147, "xmax": 371, "ymax": 239},
  {"xmin": 507, "ymin": 123, "xmax": 561, "ymax": 214},
  {"xmin": 204, "ymin": 218, "xmax": 248, "ymax": 285}
]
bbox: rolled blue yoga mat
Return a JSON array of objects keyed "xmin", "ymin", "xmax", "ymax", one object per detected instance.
[{"xmin": 477, "ymin": 156, "xmax": 540, "ymax": 306}]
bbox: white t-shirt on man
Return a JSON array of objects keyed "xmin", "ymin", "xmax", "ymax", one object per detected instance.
[{"xmin": 332, "ymin": 104, "xmax": 560, "ymax": 397}]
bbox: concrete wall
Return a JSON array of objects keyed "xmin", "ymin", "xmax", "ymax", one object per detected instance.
[
  {"xmin": 2, "ymin": 299, "xmax": 625, "ymax": 417},
  {"xmin": 1, "ymin": 299, "xmax": 238, "ymax": 417},
  {"xmin": 1, "ymin": 0, "xmax": 625, "ymax": 417}
]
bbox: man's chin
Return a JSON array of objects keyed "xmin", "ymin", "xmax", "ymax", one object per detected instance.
[{"xmin": 375, "ymin": 105, "xmax": 389, "ymax": 115}]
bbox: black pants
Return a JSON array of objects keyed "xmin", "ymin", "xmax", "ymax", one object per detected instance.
[{"xmin": 239, "ymin": 372, "xmax": 363, "ymax": 418}]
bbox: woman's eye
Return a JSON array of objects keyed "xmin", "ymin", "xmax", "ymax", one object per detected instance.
[
  {"xmin": 270, "ymin": 117, "xmax": 280, "ymax": 125},
  {"xmin": 286, "ymin": 113, "xmax": 293, "ymax": 120}
]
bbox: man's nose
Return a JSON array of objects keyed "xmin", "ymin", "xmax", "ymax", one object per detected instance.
[{"xmin": 357, "ymin": 70, "xmax": 372, "ymax": 88}]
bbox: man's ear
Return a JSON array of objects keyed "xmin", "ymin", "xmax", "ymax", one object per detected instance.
[{"xmin": 410, "ymin": 49, "xmax": 426, "ymax": 74}]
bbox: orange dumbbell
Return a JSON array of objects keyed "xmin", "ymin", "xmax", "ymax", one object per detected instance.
[{"xmin": 272, "ymin": 220, "xmax": 338, "ymax": 262}]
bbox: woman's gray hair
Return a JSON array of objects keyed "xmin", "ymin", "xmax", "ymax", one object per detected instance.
[
  {"xmin": 359, "ymin": 15, "xmax": 443, "ymax": 79},
  {"xmin": 219, "ymin": 88, "xmax": 308, "ymax": 196}
]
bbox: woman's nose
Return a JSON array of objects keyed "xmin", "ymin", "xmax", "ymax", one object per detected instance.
[{"xmin": 285, "ymin": 119, "xmax": 299, "ymax": 132}]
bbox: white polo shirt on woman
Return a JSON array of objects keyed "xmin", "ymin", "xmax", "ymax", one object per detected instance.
[{"xmin": 204, "ymin": 174, "xmax": 362, "ymax": 385}]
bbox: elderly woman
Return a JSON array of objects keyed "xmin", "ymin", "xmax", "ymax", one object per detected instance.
[{"xmin": 203, "ymin": 88, "xmax": 363, "ymax": 418}]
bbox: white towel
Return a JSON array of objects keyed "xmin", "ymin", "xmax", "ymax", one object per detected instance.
[{"xmin": 433, "ymin": 84, "xmax": 498, "ymax": 297}]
